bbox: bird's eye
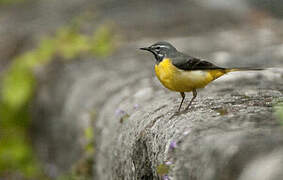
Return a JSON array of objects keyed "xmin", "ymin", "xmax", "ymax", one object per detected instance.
[{"xmin": 155, "ymin": 46, "xmax": 161, "ymax": 51}]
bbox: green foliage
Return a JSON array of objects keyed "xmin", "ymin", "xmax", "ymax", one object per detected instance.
[
  {"xmin": 84, "ymin": 127, "xmax": 94, "ymax": 154},
  {"xmin": 275, "ymin": 103, "xmax": 283, "ymax": 124},
  {"xmin": 53, "ymin": 27, "xmax": 89, "ymax": 59},
  {"xmin": 2, "ymin": 66, "xmax": 35, "ymax": 111},
  {"xmin": 0, "ymin": 132, "xmax": 42, "ymax": 178},
  {"xmin": 90, "ymin": 26, "xmax": 116, "ymax": 56},
  {"xmin": 0, "ymin": 61, "xmax": 38, "ymax": 178},
  {"xmin": 0, "ymin": 23, "xmax": 116, "ymax": 178}
]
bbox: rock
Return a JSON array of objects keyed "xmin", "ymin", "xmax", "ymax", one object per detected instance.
[
  {"xmin": 31, "ymin": 48, "xmax": 153, "ymax": 177},
  {"xmin": 94, "ymin": 65, "xmax": 283, "ymax": 179},
  {"xmin": 93, "ymin": 33, "xmax": 283, "ymax": 179},
  {"xmin": 31, "ymin": 30, "xmax": 283, "ymax": 178}
]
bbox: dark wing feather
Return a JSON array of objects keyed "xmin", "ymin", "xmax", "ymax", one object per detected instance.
[{"xmin": 172, "ymin": 55, "xmax": 225, "ymax": 71}]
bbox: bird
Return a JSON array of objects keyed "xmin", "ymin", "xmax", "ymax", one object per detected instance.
[{"xmin": 140, "ymin": 41, "xmax": 263, "ymax": 112}]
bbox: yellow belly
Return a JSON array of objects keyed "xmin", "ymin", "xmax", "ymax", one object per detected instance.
[{"xmin": 154, "ymin": 58, "xmax": 226, "ymax": 92}]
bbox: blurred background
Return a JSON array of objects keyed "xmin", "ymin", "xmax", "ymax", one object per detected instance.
[{"xmin": 0, "ymin": 0, "xmax": 283, "ymax": 179}]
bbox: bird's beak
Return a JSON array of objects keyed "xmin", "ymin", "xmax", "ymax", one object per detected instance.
[{"xmin": 140, "ymin": 47, "xmax": 151, "ymax": 51}]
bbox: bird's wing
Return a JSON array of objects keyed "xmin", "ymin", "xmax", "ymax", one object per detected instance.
[{"xmin": 172, "ymin": 55, "xmax": 225, "ymax": 71}]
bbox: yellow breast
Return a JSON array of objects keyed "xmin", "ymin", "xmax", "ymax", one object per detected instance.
[{"xmin": 154, "ymin": 58, "xmax": 226, "ymax": 92}]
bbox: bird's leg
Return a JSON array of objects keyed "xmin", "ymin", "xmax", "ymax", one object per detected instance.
[
  {"xmin": 178, "ymin": 92, "xmax": 185, "ymax": 112},
  {"xmin": 185, "ymin": 89, "xmax": 197, "ymax": 110}
]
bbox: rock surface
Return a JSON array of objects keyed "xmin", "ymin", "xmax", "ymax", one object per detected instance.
[
  {"xmin": 32, "ymin": 27, "xmax": 283, "ymax": 178},
  {"xmin": 94, "ymin": 65, "xmax": 283, "ymax": 179}
]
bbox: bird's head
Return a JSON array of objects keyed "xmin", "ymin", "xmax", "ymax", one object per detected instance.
[{"xmin": 140, "ymin": 41, "xmax": 177, "ymax": 63}]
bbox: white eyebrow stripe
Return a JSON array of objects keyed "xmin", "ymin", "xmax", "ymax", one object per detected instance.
[{"xmin": 152, "ymin": 45, "xmax": 169, "ymax": 49}]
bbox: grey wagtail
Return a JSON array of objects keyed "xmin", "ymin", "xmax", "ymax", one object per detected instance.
[{"xmin": 140, "ymin": 41, "xmax": 263, "ymax": 112}]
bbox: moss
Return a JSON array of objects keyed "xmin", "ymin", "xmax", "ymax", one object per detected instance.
[
  {"xmin": 156, "ymin": 164, "xmax": 170, "ymax": 176},
  {"xmin": 90, "ymin": 25, "xmax": 116, "ymax": 56},
  {"xmin": 1, "ymin": 66, "xmax": 35, "ymax": 111},
  {"xmin": 0, "ymin": 133, "xmax": 43, "ymax": 177},
  {"xmin": 0, "ymin": 23, "xmax": 116, "ymax": 178},
  {"xmin": 275, "ymin": 103, "xmax": 283, "ymax": 124},
  {"xmin": 52, "ymin": 27, "xmax": 89, "ymax": 59},
  {"xmin": 84, "ymin": 127, "xmax": 94, "ymax": 154}
]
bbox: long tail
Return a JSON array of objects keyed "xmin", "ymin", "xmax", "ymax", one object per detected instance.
[
  {"xmin": 225, "ymin": 67, "xmax": 264, "ymax": 73},
  {"xmin": 209, "ymin": 68, "xmax": 264, "ymax": 81}
]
